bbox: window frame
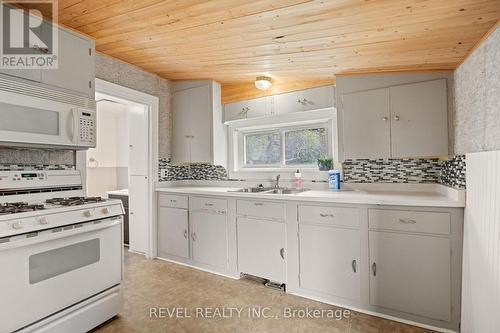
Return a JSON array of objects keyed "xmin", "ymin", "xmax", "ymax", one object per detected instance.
[{"xmin": 240, "ymin": 123, "xmax": 330, "ymax": 169}]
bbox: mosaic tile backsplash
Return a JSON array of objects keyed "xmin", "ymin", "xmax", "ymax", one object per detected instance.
[
  {"xmin": 158, "ymin": 158, "xmax": 227, "ymax": 181},
  {"xmin": 159, "ymin": 156, "xmax": 466, "ymax": 189},
  {"xmin": 343, "ymin": 156, "xmax": 466, "ymax": 189},
  {"xmin": 0, "ymin": 148, "xmax": 75, "ymax": 171}
]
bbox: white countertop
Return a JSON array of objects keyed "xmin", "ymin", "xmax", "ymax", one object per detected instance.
[
  {"xmin": 106, "ymin": 189, "xmax": 128, "ymax": 196},
  {"xmin": 155, "ymin": 184, "xmax": 465, "ymax": 208}
]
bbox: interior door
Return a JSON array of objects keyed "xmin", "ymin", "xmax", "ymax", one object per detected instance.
[
  {"xmin": 158, "ymin": 207, "xmax": 189, "ymax": 259},
  {"xmin": 190, "ymin": 211, "xmax": 228, "ymax": 269},
  {"xmin": 41, "ymin": 27, "xmax": 93, "ymax": 97},
  {"xmin": 342, "ymin": 88, "xmax": 391, "ymax": 159},
  {"xmin": 128, "ymin": 104, "xmax": 148, "ymax": 175},
  {"xmin": 369, "ymin": 231, "xmax": 451, "ymax": 321},
  {"xmin": 389, "ymin": 79, "xmax": 448, "ymax": 157},
  {"xmin": 188, "ymin": 85, "xmax": 212, "ymax": 163},
  {"xmin": 299, "ymin": 224, "xmax": 361, "ymax": 301},
  {"xmin": 128, "ymin": 175, "xmax": 148, "ymax": 253},
  {"xmin": 237, "ymin": 217, "xmax": 286, "ymax": 282}
]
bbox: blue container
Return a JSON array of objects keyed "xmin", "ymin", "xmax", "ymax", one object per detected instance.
[{"xmin": 328, "ymin": 170, "xmax": 341, "ymax": 190}]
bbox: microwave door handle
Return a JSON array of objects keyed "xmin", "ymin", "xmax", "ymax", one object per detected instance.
[
  {"xmin": 70, "ymin": 109, "xmax": 78, "ymax": 143},
  {"xmin": 0, "ymin": 217, "xmax": 121, "ymax": 252}
]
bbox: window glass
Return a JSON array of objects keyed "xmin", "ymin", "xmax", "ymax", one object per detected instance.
[
  {"xmin": 284, "ymin": 128, "xmax": 327, "ymax": 165},
  {"xmin": 244, "ymin": 132, "xmax": 281, "ymax": 165}
]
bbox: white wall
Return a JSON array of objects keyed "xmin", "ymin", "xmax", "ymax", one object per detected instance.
[
  {"xmin": 87, "ymin": 100, "xmax": 129, "ymax": 197},
  {"xmin": 461, "ymin": 151, "xmax": 500, "ymax": 332}
]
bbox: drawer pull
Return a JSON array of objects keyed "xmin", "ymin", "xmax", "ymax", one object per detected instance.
[
  {"xmin": 216, "ymin": 210, "xmax": 226, "ymax": 215},
  {"xmin": 280, "ymin": 248, "xmax": 285, "ymax": 260},
  {"xmin": 372, "ymin": 262, "xmax": 377, "ymax": 277},
  {"xmin": 398, "ymin": 218, "xmax": 417, "ymax": 224},
  {"xmin": 320, "ymin": 213, "xmax": 334, "ymax": 218},
  {"xmin": 205, "ymin": 203, "xmax": 214, "ymax": 207},
  {"xmin": 352, "ymin": 259, "xmax": 357, "ymax": 273},
  {"xmin": 170, "ymin": 199, "xmax": 177, "ymax": 203},
  {"xmin": 254, "ymin": 202, "xmax": 264, "ymax": 206}
]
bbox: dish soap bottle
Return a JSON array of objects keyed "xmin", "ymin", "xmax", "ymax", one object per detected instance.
[{"xmin": 294, "ymin": 169, "xmax": 302, "ymax": 190}]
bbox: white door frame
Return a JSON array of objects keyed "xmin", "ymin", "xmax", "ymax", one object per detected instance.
[{"xmin": 78, "ymin": 78, "xmax": 159, "ymax": 259}]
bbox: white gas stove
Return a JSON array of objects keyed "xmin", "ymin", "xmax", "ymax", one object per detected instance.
[{"xmin": 0, "ymin": 170, "xmax": 124, "ymax": 333}]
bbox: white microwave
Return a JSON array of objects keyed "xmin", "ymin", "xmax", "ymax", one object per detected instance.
[{"xmin": 0, "ymin": 83, "xmax": 96, "ymax": 149}]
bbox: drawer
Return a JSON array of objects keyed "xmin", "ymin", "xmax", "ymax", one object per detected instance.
[
  {"xmin": 369, "ymin": 209, "xmax": 451, "ymax": 235},
  {"xmin": 158, "ymin": 194, "xmax": 188, "ymax": 209},
  {"xmin": 299, "ymin": 205, "xmax": 359, "ymax": 227},
  {"xmin": 237, "ymin": 200, "xmax": 285, "ymax": 220},
  {"xmin": 190, "ymin": 196, "xmax": 227, "ymax": 213}
]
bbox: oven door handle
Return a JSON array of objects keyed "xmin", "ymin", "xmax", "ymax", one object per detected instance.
[{"xmin": 0, "ymin": 217, "xmax": 122, "ymax": 252}]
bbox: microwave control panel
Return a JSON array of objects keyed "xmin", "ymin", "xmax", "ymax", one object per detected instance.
[{"xmin": 77, "ymin": 109, "xmax": 96, "ymax": 147}]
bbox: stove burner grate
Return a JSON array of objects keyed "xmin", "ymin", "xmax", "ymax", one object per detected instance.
[
  {"xmin": 0, "ymin": 202, "xmax": 45, "ymax": 215},
  {"xmin": 45, "ymin": 196, "xmax": 105, "ymax": 206}
]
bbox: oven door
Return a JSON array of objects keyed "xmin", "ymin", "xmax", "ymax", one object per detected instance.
[
  {"xmin": 0, "ymin": 217, "xmax": 122, "ymax": 333},
  {"xmin": 0, "ymin": 89, "xmax": 79, "ymax": 148}
]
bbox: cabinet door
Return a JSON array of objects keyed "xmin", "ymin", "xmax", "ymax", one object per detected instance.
[
  {"xmin": 275, "ymin": 90, "xmax": 303, "ymax": 115},
  {"xmin": 188, "ymin": 85, "xmax": 212, "ymax": 163},
  {"xmin": 299, "ymin": 224, "xmax": 360, "ymax": 301},
  {"xmin": 190, "ymin": 212, "xmax": 228, "ymax": 269},
  {"xmin": 369, "ymin": 231, "xmax": 451, "ymax": 321},
  {"xmin": 390, "ymin": 79, "xmax": 448, "ymax": 157},
  {"xmin": 158, "ymin": 207, "xmax": 189, "ymax": 259},
  {"xmin": 128, "ymin": 175, "xmax": 148, "ymax": 253},
  {"xmin": 245, "ymin": 96, "xmax": 273, "ymax": 118},
  {"xmin": 237, "ymin": 217, "xmax": 286, "ymax": 282},
  {"xmin": 128, "ymin": 104, "xmax": 148, "ymax": 175},
  {"xmin": 41, "ymin": 27, "xmax": 94, "ymax": 97},
  {"xmin": 224, "ymin": 100, "xmax": 249, "ymax": 122},
  {"xmin": 342, "ymin": 88, "xmax": 391, "ymax": 159},
  {"xmin": 172, "ymin": 88, "xmax": 192, "ymax": 164},
  {"xmin": 302, "ymin": 86, "xmax": 334, "ymax": 111}
]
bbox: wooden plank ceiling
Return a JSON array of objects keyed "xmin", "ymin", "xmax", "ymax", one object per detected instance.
[{"xmin": 53, "ymin": 0, "xmax": 499, "ymax": 102}]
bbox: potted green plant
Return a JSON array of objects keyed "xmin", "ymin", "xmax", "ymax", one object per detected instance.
[{"xmin": 317, "ymin": 156, "xmax": 333, "ymax": 171}]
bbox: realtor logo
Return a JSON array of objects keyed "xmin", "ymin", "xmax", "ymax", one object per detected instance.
[{"xmin": 0, "ymin": 0, "xmax": 58, "ymax": 69}]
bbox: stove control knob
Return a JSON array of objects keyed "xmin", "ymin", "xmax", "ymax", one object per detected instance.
[
  {"xmin": 12, "ymin": 221, "xmax": 23, "ymax": 230},
  {"xmin": 101, "ymin": 207, "xmax": 110, "ymax": 214},
  {"xmin": 83, "ymin": 210, "xmax": 93, "ymax": 218},
  {"xmin": 39, "ymin": 217, "xmax": 49, "ymax": 225}
]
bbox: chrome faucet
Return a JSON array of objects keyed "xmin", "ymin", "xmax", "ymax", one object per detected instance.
[{"xmin": 274, "ymin": 174, "xmax": 281, "ymax": 188}]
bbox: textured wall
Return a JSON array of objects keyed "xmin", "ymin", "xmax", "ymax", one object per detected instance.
[
  {"xmin": 454, "ymin": 26, "xmax": 500, "ymax": 154},
  {"xmin": 95, "ymin": 53, "xmax": 172, "ymax": 158}
]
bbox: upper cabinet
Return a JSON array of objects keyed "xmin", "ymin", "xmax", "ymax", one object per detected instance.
[
  {"xmin": 172, "ymin": 81, "xmax": 226, "ymax": 165},
  {"xmin": 41, "ymin": 27, "xmax": 95, "ymax": 98},
  {"xmin": 224, "ymin": 85, "xmax": 335, "ymax": 123},
  {"xmin": 342, "ymin": 79, "xmax": 448, "ymax": 159},
  {"xmin": 0, "ymin": 13, "xmax": 95, "ymax": 99}
]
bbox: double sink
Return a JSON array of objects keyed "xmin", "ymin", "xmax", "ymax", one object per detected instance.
[{"xmin": 228, "ymin": 186, "xmax": 310, "ymax": 195}]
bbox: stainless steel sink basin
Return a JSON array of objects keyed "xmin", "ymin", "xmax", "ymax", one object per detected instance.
[
  {"xmin": 228, "ymin": 187, "xmax": 309, "ymax": 195},
  {"xmin": 228, "ymin": 186, "xmax": 273, "ymax": 193},
  {"xmin": 262, "ymin": 188, "xmax": 310, "ymax": 195}
]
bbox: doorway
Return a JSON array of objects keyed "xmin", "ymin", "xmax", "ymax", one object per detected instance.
[{"xmin": 77, "ymin": 79, "xmax": 159, "ymax": 259}]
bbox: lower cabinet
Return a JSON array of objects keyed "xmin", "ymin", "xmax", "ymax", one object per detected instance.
[
  {"xmin": 299, "ymin": 224, "xmax": 361, "ymax": 301},
  {"xmin": 191, "ymin": 211, "xmax": 228, "ymax": 270},
  {"xmin": 237, "ymin": 217, "xmax": 286, "ymax": 282},
  {"xmin": 158, "ymin": 207, "xmax": 189, "ymax": 259},
  {"xmin": 369, "ymin": 231, "xmax": 451, "ymax": 321}
]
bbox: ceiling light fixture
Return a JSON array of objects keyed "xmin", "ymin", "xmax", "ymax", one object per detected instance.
[{"xmin": 255, "ymin": 76, "xmax": 272, "ymax": 90}]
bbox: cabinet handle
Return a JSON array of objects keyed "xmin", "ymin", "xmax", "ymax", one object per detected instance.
[
  {"xmin": 319, "ymin": 213, "xmax": 334, "ymax": 218},
  {"xmin": 183, "ymin": 229, "xmax": 188, "ymax": 239},
  {"xmin": 170, "ymin": 199, "xmax": 177, "ymax": 203},
  {"xmin": 191, "ymin": 232, "xmax": 197, "ymax": 241},
  {"xmin": 382, "ymin": 116, "xmax": 389, "ymax": 121},
  {"xmin": 205, "ymin": 203, "xmax": 213, "ymax": 207},
  {"xmin": 398, "ymin": 218, "xmax": 416, "ymax": 224},
  {"xmin": 280, "ymin": 248, "xmax": 285, "ymax": 260},
  {"xmin": 254, "ymin": 202, "xmax": 264, "ymax": 206},
  {"xmin": 352, "ymin": 259, "xmax": 357, "ymax": 273},
  {"xmin": 393, "ymin": 115, "xmax": 400, "ymax": 121},
  {"xmin": 372, "ymin": 262, "xmax": 377, "ymax": 276}
]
